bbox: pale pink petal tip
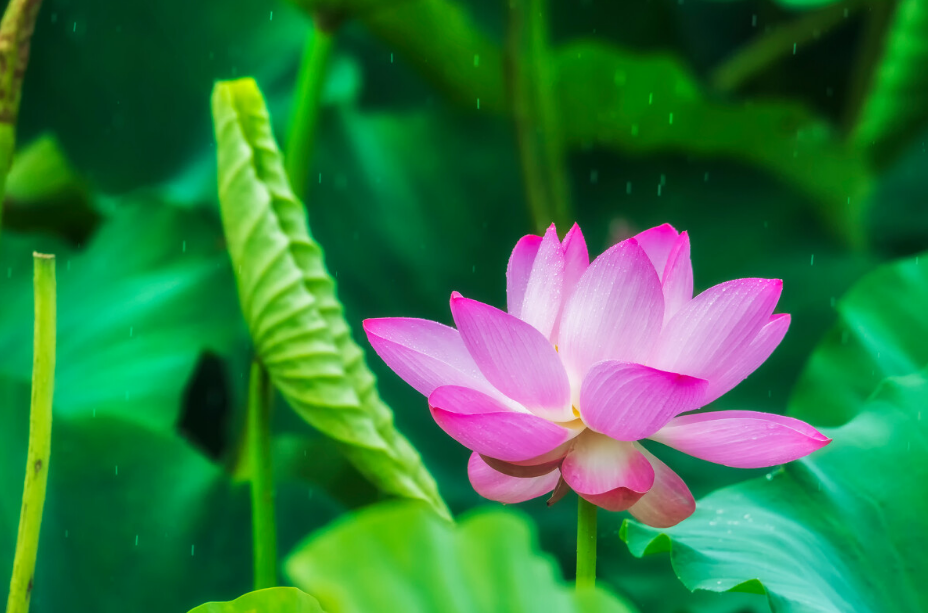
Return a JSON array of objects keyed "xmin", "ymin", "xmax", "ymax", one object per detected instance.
[
  {"xmin": 560, "ymin": 223, "xmax": 589, "ymax": 281},
  {"xmin": 634, "ymin": 223, "xmax": 680, "ymax": 276},
  {"xmin": 661, "ymin": 231, "xmax": 693, "ymax": 323},
  {"xmin": 516, "ymin": 223, "xmax": 566, "ymax": 338},
  {"xmin": 468, "ymin": 452, "xmax": 561, "ymax": 504},
  {"xmin": 506, "ymin": 234, "xmax": 542, "ymax": 318},
  {"xmin": 363, "ymin": 317, "xmax": 495, "ymax": 398},
  {"xmin": 651, "ymin": 410, "xmax": 831, "ymax": 469},
  {"xmin": 703, "ymin": 313, "xmax": 791, "ymax": 403},
  {"xmin": 428, "ymin": 385, "xmax": 572, "ymax": 462},
  {"xmin": 649, "ymin": 277, "xmax": 784, "ymax": 382}
]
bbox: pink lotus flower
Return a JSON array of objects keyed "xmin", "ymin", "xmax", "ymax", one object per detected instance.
[{"xmin": 364, "ymin": 223, "xmax": 830, "ymax": 527}]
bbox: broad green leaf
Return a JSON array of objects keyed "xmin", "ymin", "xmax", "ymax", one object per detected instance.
[
  {"xmin": 554, "ymin": 40, "xmax": 871, "ymax": 246},
  {"xmin": 0, "ymin": 203, "xmax": 246, "ymax": 612},
  {"xmin": 621, "ymin": 252, "xmax": 928, "ymax": 612},
  {"xmin": 0, "ymin": 202, "xmax": 347, "ymax": 612},
  {"xmin": 19, "ymin": 0, "xmax": 311, "ymax": 192},
  {"xmin": 286, "ymin": 501, "xmax": 636, "ymax": 613},
  {"xmin": 187, "ymin": 587, "xmax": 327, "ymax": 612},
  {"xmin": 853, "ymin": 0, "xmax": 928, "ymax": 165},
  {"xmin": 622, "ymin": 369, "xmax": 928, "ymax": 613},
  {"xmin": 291, "ymin": 0, "xmax": 870, "ymax": 244},
  {"xmin": 0, "ymin": 383, "xmax": 243, "ymax": 613},
  {"xmin": 211, "ymin": 77, "xmax": 449, "ymax": 518},
  {"xmin": 789, "ymin": 251, "xmax": 928, "ymax": 426},
  {"xmin": 2, "ymin": 134, "xmax": 100, "ymax": 245},
  {"xmin": 0, "ymin": 202, "xmax": 243, "ymax": 432}
]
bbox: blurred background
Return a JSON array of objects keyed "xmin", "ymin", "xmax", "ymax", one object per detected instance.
[{"xmin": 1, "ymin": 0, "xmax": 926, "ymax": 611}]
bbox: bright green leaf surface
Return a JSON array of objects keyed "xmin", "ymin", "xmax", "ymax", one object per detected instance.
[
  {"xmin": 789, "ymin": 251, "xmax": 928, "ymax": 425},
  {"xmin": 211, "ymin": 77, "xmax": 448, "ymax": 518},
  {"xmin": 621, "ymin": 251, "xmax": 928, "ymax": 612},
  {"xmin": 286, "ymin": 501, "xmax": 636, "ymax": 613},
  {"xmin": 0, "ymin": 203, "xmax": 243, "ymax": 432},
  {"xmin": 0, "ymin": 203, "xmax": 249, "ymax": 611},
  {"xmin": 853, "ymin": 0, "xmax": 928, "ymax": 164},
  {"xmin": 0, "ymin": 383, "xmax": 245, "ymax": 613},
  {"xmin": 0, "ymin": 201, "xmax": 349, "ymax": 611},
  {"xmin": 623, "ymin": 370, "xmax": 928, "ymax": 613},
  {"xmin": 188, "ymin": 587, "xmax": 327, "ymax": 612}
]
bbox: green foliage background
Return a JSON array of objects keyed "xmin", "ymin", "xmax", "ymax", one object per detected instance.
[{"xmin": 2, "ymin": 0, "xmax": 928, "ymax": 611}]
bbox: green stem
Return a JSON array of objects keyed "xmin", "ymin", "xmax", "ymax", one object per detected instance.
[
  {"xmin": 710, "ymin": 0, "xmax": 865, "ymax": 93},
  {"xmin": 576, "ymin": 496, "xmax": 597, "ymax": 591},
  {"xmin": 506, "ymin": 0, "xmax": 573, "ymax": 233},
  {"xmin": 285, "ymin": 22, "xmax": 336, "ymax": 203},
  {"xmin": 247, "ymin": 360, "xmax": 277, "ymax": 590},
  {"xmin": 6, "ymin": 253, "xmax": 56, "ymax": 613}
]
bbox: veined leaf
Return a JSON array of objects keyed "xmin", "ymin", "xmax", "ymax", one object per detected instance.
[
  {"xmin": 621, "ymin": 251, "xmax": 928, "ymax": 612},
  {"xmin": 211, "ymin": 77, "xmax": 449, "ymax": 519},
  {"xmin": 622, "ymin": 370, "xmax": 928, "ymax": 613},
  {"xmin": 187, "ymin": 587, "xmax": 327, "ymax": 613},
  {"xmin": 285, "ymin": 501, "xmax": 636, "ymax": 613},
  {"xmin": 789, "ymin": 250, "xmax": 928, "ymax": 426}
]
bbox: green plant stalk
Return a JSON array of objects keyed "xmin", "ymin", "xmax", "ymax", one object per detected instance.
[
  {"xmin": 248, "ymin": 20, "xmax": 335, "ymax": 588},
  {"xmin": 285, "ymin": 24, "xmax": 335, "ymax": 203},
  {"xmin": 248, "ymin": 360, "xmax": 277, "ymax": 590},
  {"xmin": 0, "ymin": 0, "xmax": 46, "ymax": 242},
  {"xmin": 5, "ymin": 253, "xmax": 55, "ymax": 613},
  {"xmin": 576, "ymin": 496, "xmax": 597, "ymax": 591},
  {"xmin": 506, "ymin": 0, "xmax": 572, "ymax": 233}
]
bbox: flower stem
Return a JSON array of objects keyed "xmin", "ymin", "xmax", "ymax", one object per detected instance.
[
  {"xmin": 6, "ymin": 253, "xmax": 56, "ymax": 613},
  {"xmin": 247, "ymin": 360, "xmax": 277, "ymax": 590},
  {"xmin": 285, "ymin": 21, "xmax": 336, "ymax": 203},
  {"xmin": 576, "ymin": 496, "xmax": 598, "ymax": 590}
]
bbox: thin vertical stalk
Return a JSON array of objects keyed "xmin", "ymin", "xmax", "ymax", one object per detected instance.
[
  {"xmin": 506, "ymin": 0, "xmax": 573, "ymax": 233},
  {"xmin": 6, "ymin": 253, "xmax": 55, "ymax": 613},
  {"xmin": 285, "ymin": 22, "xmax": 336, "ymax": 204},
  {"xmin": 247, "ymin": 360, "xmax": 277, "ymax": 590},
  {"xmin": 0, "ymin": 0, "xmax": 45, "ymax": 242},
  {"xmin": 576, "ymin": 496, "xmax": 598, "ymax": 590},
  {"xmin": 248, "ymin": 17, "xmax": 336, "ymax": 589}
]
